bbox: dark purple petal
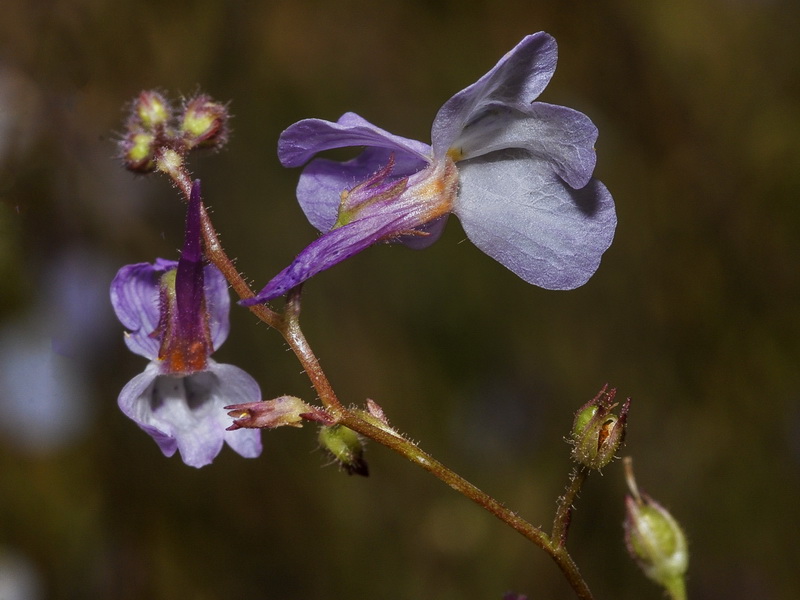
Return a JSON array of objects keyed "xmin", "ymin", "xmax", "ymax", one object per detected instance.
[
  {"xmin": 171, "ymin": 180, "xmax": 209, "ymax": 361},
  {"xmin": 297, "ymin": 147, "xmax": 429, "ymax": 232},
  {"xmin": 431, "ymin": 32, "xmax": 558, "ymax": 157},
  {"xmin": 110, "ymin": 259, "xmax": 177, "ymax": 360},
  {"xmin": 117, "ymin": 359, "xmax": 262, "ymax": 468},
  {"xmin": 452, "ymin": 102, "xmax": 598, "ymax": 189},
  {"xmin": 242, "ymin": 209, "xmax": 416, "ymax": 304},
  {"xmin": 278, "ymin": 112, "xmax": 431, "ymax": 167},
  {"xmin": 454, "ymin": 151, "xmax": 616, "ymax": 290}
]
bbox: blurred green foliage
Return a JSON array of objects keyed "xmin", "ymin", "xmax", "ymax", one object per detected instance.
[{"xmin": 1, "ymin": 1, "xmax": 799, "ymax": 598}]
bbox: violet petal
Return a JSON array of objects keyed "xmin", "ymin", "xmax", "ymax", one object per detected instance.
[
  {"xmin": 110, "ymin": 260, "xmax": 176, "ymax": 360},
  {"xmin": 243, "ymin": 209, "xmax": 415, "ymax": 304},
  {"xmin": 278, "ymin": 111, "xmax": 431, "ymax": 167},
  {"xmin": 297, "ymin": 146, "xmax": 429, "ymax": 232},
  {"xmin": 111, "ymin": 260, "xmax": 230, "ymax": 358},
  {"xmin": 431, "ymin": 32, "xmax": 558, "ymax": 157},
  {"xmin": 454, "ymin": 151, "xmax": 616, "ymax": 290}
]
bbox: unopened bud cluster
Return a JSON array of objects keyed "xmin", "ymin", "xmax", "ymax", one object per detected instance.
[
  {"xmin": 569, "ymin": 385, "xmax": 629, "ymax": 470},
  {"xmin": 119, "ymin": 90, "xmax": 230, "ymax": 174}
]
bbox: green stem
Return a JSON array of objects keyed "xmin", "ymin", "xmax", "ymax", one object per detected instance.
[
  {"xmin": 336, "ymin": 412, "xmax": 594, "ymax": 600},
  {"xmin": 665, "ymin": 577, "xmax": 687, "ymax": 600}
]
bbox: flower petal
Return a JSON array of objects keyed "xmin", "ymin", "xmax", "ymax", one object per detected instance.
[
  {"xmin": 452, "ymin": 102, "xmax": 598, "ymax": 189},
  {"xmin": 454, "ymin": 151, "xmax": 616, "ymax": 290},
  {"xmin": 243, "ymin": 209, "xmax": 416, "ymax": 304},
  {"xmin": 110, "ymin": 260, "xmax": 230, "ymax": 359},
  {"xmin": 211, "ymin": 363, "xmax": 264, "ymax": 458},
  {"xmin": 431, "ymin": 32, "xmax": 558, "ymax": 157},
  {"xmin": 110, "ymin": 259, "xmax": 176, "ymax": 360},
  {"xmin": 117, "ymin": 361, "xmax": 178, "ymax": 456},
  {"xmin": 278, "ymin": 112, "xmax": 431, "ymax": 167},
  {"xmin": 117, "ymin": 360, "xmax": 262, "ymax": 468},
  {"xmin": 296, "ymin": 146, "xmax": 428, "ymax": 232},
  {"xmin": 203, "ymin": 265, "xmax": 230, "ymax": 350}
]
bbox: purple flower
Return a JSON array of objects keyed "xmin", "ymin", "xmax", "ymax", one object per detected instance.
[
  {"xmin": 111, "ymin": 181, "xmax": 262, "ymax": 467},
  {"xmin": 244, "ymin": 32, "xmax": 615, "ymax": 305}
]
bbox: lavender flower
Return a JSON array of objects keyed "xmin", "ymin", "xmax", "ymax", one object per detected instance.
[
  {"xmin": 111, "ymin": 181, "xmax": 262, "ymax": 467},
  {"xmin": 244, "ymin": 32, "xmax": 615, "ymax": 304}
]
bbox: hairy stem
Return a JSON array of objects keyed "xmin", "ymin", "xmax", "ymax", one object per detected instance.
[
  {"xmin": 191, "ymin": 179, "xmax": 593, "ymax": 599},
  {"xmin": 552, "ymin": 466, "xmax": 591, "ymax": 548}
]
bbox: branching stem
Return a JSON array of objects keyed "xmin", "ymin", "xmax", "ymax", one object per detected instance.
[{"xmin": 175, "ymin": 172, "xmax": 594, "ymax": 600}]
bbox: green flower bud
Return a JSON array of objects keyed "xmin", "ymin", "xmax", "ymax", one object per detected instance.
[
  {"xmin": 318, "ymin": 425, "xmax": 369, "ymax": 477},
  {"xmin": 623, "ymin": 458, "xmax": 688, "ymax": 599},
  {"xmin": 134, "ymin": 90, "xmax": 171, "ymax": 130},
  {"xmin": 180, "ymin": 95, "xmax": 229, "ymax": 150},
  {"xmin": 120, "ymin": 131, "xmax": 157, "ymax": 173},
  {"xmin": 569, "ymin": 385, "xmax": 629, "ymax": 470}
]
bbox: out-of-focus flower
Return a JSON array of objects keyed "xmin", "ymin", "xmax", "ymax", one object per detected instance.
[
  {"xmin": 245, "ymin": 32, "xmax": 615, "ymax": 304},
  {"xmin": 623, "ymin": 458, "xmax": 688, "ymax": 598},
  {"xmin": 110, "ymin": 181, "xmax": 261, "ymax": 467},
  {"xmin": 0, "ymin": 248, "xmax": 114, "ymax": 454}
]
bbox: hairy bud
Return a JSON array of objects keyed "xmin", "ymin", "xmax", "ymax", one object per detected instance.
[
  {"xmin": 318, "ymin": 425, "xmax": 369, "ymax": 477},
  {"xmin": 569, "ymin": 385, "xmax": 629, "ymax": 470}
]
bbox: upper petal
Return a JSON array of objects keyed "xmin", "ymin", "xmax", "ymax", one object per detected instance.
[
  {"xmin": 452, "ymin": 102, "xmax": 598, "ymax": 189},
  {"xmin": 278, "ymin": 112, "xmax": 431, "ymax": 167},
  {"xmin": 453, "ymin": 151, "xmax": 616, "ymax": 290},
  {"xmin": 296, "ymin": 146, "xmax": 429, "ymax": 232},
  {"xmin": 431, "ymin": 32, "xmax": 558, "ymax": 157},
  {"xmin": 110, "ymin": 260, "xmax": 230, "ymax": 359},
  {"xmin": 203, "ymin": 265, "xmax": 230, "ymax": 351},
  {"xmin": 110, "ymin": 259, "xmax": 176, "ymax": 359}
]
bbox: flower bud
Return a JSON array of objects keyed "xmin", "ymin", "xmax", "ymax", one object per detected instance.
[
  {"xmin": 133, "ymin": 90, "xmax": 172, "ymax": 130},
  {"xmin": 119, "ymin": 131, "xmax": 157, "ymax": 173},
  {"xmin": 318, "ymin": 425, "xmax": 369, "ymax": 477},
  {"xmin": 569, "ymin": 385, "xmax": 629, "ymax": 470},
  {"xmin": 180, "ymin": 95, "xmax": 229, "ymax": 150},
  {"xmin": 225, "ymin": 396, "xmax": 321, "ymax": 430},
  {"xmin": 623, "ymin": 458, "xmax": 688, "ymax": 597}
]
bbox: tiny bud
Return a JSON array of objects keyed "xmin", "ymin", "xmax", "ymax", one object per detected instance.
[
  {"xmin": 133, "ymin": 90, "xmax": 171, "ymax": 130},
  {"xmin": 569, "ymin": 385, "xmax": 629, "ymax": 470},
  {"xmin": 180, "ymin": 95, "xmax": 229, "ymax": 150},
  {"xmin": 225, "ymin": 395, "xmax": 317, "ymax": 430},
  {"xmin": 155, "ymin": 147, "xmax": 185, "ymax": 180},
  {"xmin": 366, "ymin": 398, "xmax": 388, "ymax": 425},
  {"xmin": 318, "ymin": 425, "xmax": 369, "ymax": 477},
  {"xmin": 120, "ymin": 131, "xmax": 157, "ymax": 173},
  {"xmin": 623, "ymin": 458, "xmax": 688, "ymax": 597}
]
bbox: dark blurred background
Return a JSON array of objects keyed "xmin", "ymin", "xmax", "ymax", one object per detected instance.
[{"xmin": 1, "ymin": 1, "xmax": 798, "ymax": 599}]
